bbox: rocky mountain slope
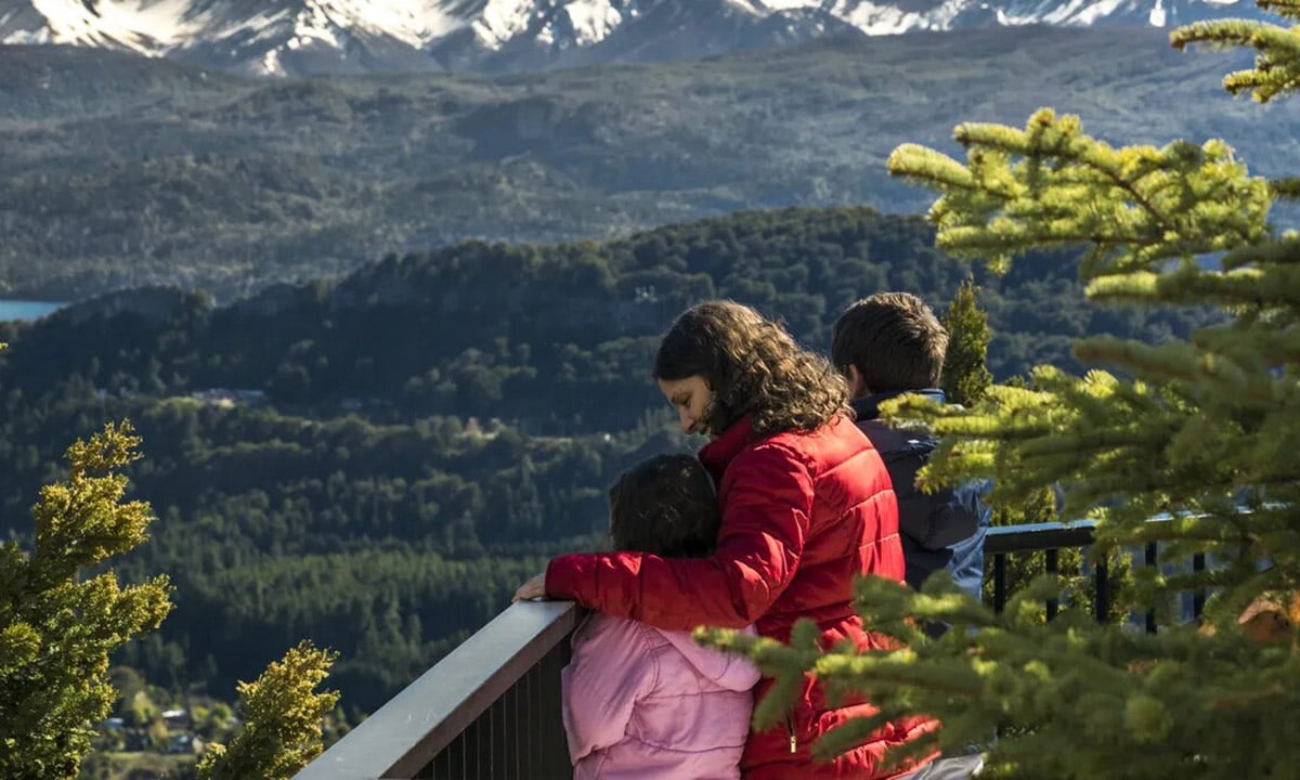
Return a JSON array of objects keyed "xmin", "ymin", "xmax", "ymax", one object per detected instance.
[{"xmin": 0, "ymin": 0, "xmax": 1267, "ymax": 75}]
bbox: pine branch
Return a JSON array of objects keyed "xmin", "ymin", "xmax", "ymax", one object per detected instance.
[
  {"xmin": 1222, "ymin": 234, "xmax": 1300, "ymax": 270},
  {"xmin": 887, "ymin": 110, "xmax": 1272, "ymax": 280},
  {"xmin": 1269, "ymin": 177, "xmax": 1300, "ymax": 201},
  {"xmin": 1172, "ymin": 19, "xmax": 1300, "ymax": 102},
  {"xmin": 1257, "ymin": 0, "xmax": 1300, "ymax": 20}
]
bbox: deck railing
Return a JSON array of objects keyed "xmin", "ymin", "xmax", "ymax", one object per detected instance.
[
  {"xmin": 297, "ymin": 520, "xmax": 1202, "ymax": 779},
  {"xmin": 294, "ymin": 600, "xmax": 581, "ymax": 780},
  {"xmin": 986, "ymin": 520, "xmax": 1104, "ymax": 620}
]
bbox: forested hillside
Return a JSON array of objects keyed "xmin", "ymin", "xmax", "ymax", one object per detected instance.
[
  {"xmin": 0, "ymin": 207, "xmax": 1215, "ymax": 714},
  {"xmin": 3, "ymin": 27, "xmax": 1293, "ymax": 300}
]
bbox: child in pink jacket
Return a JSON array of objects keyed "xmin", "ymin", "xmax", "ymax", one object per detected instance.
[{"xmin": 562, "ymin": 454, "xmax": 761, "ymax": 780}]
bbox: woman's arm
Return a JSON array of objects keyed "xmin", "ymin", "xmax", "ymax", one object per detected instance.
[{"xmin": 547, "ymin": 443, "xmax": 813, "ymax": 631}]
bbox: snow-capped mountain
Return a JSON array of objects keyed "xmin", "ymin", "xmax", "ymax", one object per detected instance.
[{"xmin": 0, "ymin": 0, "xmax": 1264, "ymax": 76}]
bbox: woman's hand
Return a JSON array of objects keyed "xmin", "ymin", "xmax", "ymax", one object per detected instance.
[{"xmin": 512, "ymin": 572, "xmax": 548, "ymax": 602}]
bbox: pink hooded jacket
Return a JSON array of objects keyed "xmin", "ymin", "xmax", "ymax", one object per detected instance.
[{"xmin": 562, "ymin": 613, "xmax": 761, "ymax": 780}]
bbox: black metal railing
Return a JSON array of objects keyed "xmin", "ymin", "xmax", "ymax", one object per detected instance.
[
  {"xmin": 987, "ymin": 520, "xmax": 1206, "ymax": 630},
  {"xmin": 298, "ymin": 520, "xmax": 1204, "ymax": 779},
  {"xmin": 986, "ymin": 520, "xmax": 1103, "ymax": 621}
]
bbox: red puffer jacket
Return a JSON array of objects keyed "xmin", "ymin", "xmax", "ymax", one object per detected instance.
[{"xmin": 546, "ymin": 414, "xmax": 939, "ymax": 779}]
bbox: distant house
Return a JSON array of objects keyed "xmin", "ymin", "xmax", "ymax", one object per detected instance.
[
  {"xmin": 168, "ymin": 732, "xmax": 205, "ymax": 755},
  {"xmin": 235, "ymin": 389, "xmax": 267, "ymax": 405},
  {"xmin": 161, "ymin": 708, "xmax": 191, "ymax": 729},
  {"xmin": 190, "ymin": 389, "xmax": 267, "ymax": 408},
  {"xmin": 190, "ymin": 391, "xmax": 235, "ymax": 408}
]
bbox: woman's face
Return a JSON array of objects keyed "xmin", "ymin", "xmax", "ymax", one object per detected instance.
[{"xmin": 657, "ymin": 375, "xmax": 715, "ymax": 437}]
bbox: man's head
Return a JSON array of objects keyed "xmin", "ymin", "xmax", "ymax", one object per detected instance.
[{"xmin": 831, "ymin": 292, "xmax": 948, "ymax": 398}]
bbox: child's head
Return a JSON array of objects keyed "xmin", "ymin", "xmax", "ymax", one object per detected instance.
[
  {"xmin": 609, "ymin": 454, "xmax": 720, "ymax": 558},
  {"xmin": 830, "ymin": 292, "xmax": 948, "ymax": 398}
]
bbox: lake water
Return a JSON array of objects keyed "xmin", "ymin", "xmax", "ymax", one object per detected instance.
[{"xmin": 0, "ymin": 300, "xmax": 65, "ymax": 322}]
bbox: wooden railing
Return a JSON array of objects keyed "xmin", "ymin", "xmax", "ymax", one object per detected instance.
[{"xmin": 297, "ymin": 520, "xmax": 1203, "ymax": 779}]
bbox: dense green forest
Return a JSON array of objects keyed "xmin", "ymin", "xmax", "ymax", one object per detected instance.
[
  {"xmin": 2, "ymin": 27, "xmax": 1294, "ymax": 300},
  {"xmin": 0, "ymin": 207, "xmax": 1216, "ymax": 715}
]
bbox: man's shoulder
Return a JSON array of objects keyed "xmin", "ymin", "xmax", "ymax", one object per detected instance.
[{"xmin": 856, "ymin": 418, "xmax": 938, "ymax": 460}]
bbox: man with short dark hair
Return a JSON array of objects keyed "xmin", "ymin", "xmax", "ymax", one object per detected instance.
[{"xmin": 832, "ymin": 292, "xmax": 990, "ymax": 606}]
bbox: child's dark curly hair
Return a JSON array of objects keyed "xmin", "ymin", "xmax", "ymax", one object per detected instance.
[
  {"xmin": 609, "ymin": 454, "xmax": 720, "ymax": 558},
  {"xmin": 654, "ymin": 300, "xmax": 849, "ymax": 437}
]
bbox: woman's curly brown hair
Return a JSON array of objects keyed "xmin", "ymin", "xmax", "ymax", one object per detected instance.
[{"xmin": 654, "ymin": 300, "xmax": 849, "ymax": 437}]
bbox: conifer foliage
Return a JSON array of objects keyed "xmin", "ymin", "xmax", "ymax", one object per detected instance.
[
  {"xmin": 196, "ymin": 640, "xmax": 340, "ymax": 780},
  {"xmin": 0, "ymin": 414, "xmax": 172, "ymax": 780},
  {"xmin": 703, "ymin": 3, "xmax": 1300, "ymax": 777},
  {"xmin": 941, "ymin": 279, "xmax": 993, "ymax": 408},
  {"xmin": 0, "ymin": 369, "xmax": 340, "ymax": 779}
]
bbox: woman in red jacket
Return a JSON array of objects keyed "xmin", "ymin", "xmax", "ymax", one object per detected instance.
[{"xmin": 515, "ymin": 300, "xmax": 936, "ymax": 779}]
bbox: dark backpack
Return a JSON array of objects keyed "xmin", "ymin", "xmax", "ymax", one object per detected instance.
[{"xmin": 858, "ymin": 420, "xmax": 990, "ymax": 599}]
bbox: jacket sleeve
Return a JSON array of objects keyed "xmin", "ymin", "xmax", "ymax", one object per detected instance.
[
  {"xmin": 547, "ymin": 442, "xmax": 812, "ymax": 631},
  {"xmin": 561, "ymin": 617, "xmax": 657, "ymax": 764},
  {"xmin": 904, "ymin": 478, "xmax": 991, "ymax": 551}
]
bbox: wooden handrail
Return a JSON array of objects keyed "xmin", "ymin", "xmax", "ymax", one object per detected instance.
[{"xmin": 294, "ymin": 599, "xmax": 581, "ymax": 780}]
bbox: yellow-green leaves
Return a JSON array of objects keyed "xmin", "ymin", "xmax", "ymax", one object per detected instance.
[
  {"xmin": 196, "ymin": 640, "xmax": 340, "ymax": 780},
  {"xmin": 942, "ymin": 280, "xmax": 994, "ymax": 408},
  {"xmin": 1173, "ymin": 18, "xmax": 1300, "ymax": 103},
  {"xmin": 888, "ymin": 108, "xmax": 1272, "ymax": 282},
  {"xmin": 30, "ymin": 423, "xmax": 154, "ymax": 586},
  {"xmin": 0, "ymin": 423, "xmax": 171, "ymax": 780},
  {"xmin": 1124, "ymin": 695, "xmax": 1174, "ymax": 743}
]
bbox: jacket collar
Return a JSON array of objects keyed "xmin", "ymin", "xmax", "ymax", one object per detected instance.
[
  {"xmin": 851, "ymin": 388, "xmax": 947, "ymax": 421},
  {"xmin": 698, "ymin": 416, "xmax": 757, "ymax": 482}
]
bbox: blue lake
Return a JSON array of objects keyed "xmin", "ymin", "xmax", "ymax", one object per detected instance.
[{"xmin": 0, "ymin": 300, "xmax": 65, "ymax": 322}]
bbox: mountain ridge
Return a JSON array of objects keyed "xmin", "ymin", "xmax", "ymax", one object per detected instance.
[
  {"xmin": 3, "ymin": 27, "xmax": 1295, "ymax": 301},
  {"xmin": 0, "ymin": 0, "xmax": 1270, "ymax": 76}
]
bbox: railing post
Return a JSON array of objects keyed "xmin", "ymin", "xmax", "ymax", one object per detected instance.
[
  {"xmin": 986, "ymin": 522, "xmax": 1097, "ymax": 616},
  {"xmin": 993, "ymin": 552, "xmax": 1007, "ymax": 613},
  {"xmin": 1093, "ymin": 553, "xmax": 1109, "ymax": 624},
  {"xmin": 1045, "ymin": 548, "xmax": 1059, "ymax": 621},
  {"xmin": 1144, "ymin": 542, "xmax": 1158, "ymax": 634},
  {"xmin": 1192, "ymin": 552, "xmax": 1206, "ymax": 620}
]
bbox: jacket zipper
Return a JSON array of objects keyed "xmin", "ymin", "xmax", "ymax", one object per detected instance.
[{"xmin": 786, "ymin": 714, "xmax": 797, "ymax": 754}]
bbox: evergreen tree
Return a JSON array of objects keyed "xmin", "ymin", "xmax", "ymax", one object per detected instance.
[
  {"xmin": 938, "ymin": 286, "xmax": 1122, "ymax": 620},
  {"xmin": 941, "ymin": 279, "xmax": 993, "ymax": 407},
  {"xmin": 0, "ymin": 368, "xmax": 339, "ymax": 779},
  {"xmin": 703, "ymin": 5, "xmax": 1300, "ymax": 777},
  {"xmin": 196, "ymin": 640, "xmax": 339, "ymax": 780},
  {"xmin": 0, "ymin": 415, "xmax": 172, "ymax": 780}
]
